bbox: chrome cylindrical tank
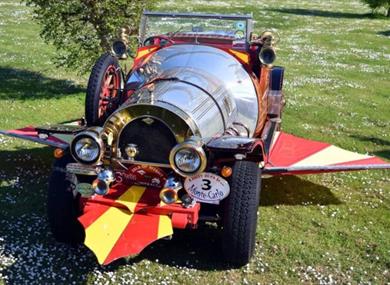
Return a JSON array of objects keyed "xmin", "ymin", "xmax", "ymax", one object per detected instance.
[
  {"xmin": 127, "ymin": 44, "xmax": 258, "ymax": 138},
  {"xmin": 103, "ymin": 44, "xmax": 259, "ymax": 164}
]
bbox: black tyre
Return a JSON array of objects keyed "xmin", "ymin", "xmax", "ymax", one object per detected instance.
[
  {"xmin": 47, "ymin": 154, "xmax": 84, "ymax": 244},
  {"xmin": 85, "ymin": 53, "xmax": 122, "ymax": 126},
  {"xmin": 222, "ymin": 160, "xmax": 262, "ymax": 266}
]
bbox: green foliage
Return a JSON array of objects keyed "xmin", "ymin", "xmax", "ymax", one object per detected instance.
[
  {"xmin": 361, "ymin": 0, "xmax": 390, "ymax": 16},
  {"xmin": 24, "ymin": 0, "xmax": 156, "ymax": 73}
]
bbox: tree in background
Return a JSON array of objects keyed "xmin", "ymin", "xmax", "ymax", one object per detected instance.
[
  {"xmin": 25, "ymin": 0, "xmax": 156, "ymax": 73},
  {"xmin": 362, "ymin": 0, "xmax": 390, "ymax": 17}
]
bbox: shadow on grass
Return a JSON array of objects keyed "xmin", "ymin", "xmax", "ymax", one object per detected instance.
[
  {"xmin": 0, "ymin": 67, "xmax": 84, "ymax": 101},
  {"xmin": 0, "ymin": 146, "xmax": 342, "ymax": 281},
  {"xmin": 0, "ymin": 146, "xmax": 98, "ymax": 284},
  {"xmin": 349, "ymin": 134, "xmax": 390, "ymax": 160},
  {"xmin": 261, "ymin": 175, "xmax": 341, "ymax": 206},
  {"xmin": 378, "ymin": 30, "xmax": 390, "ymax": 37},
  {"xmin": 106, "ymin": 226, "xmax": 230, "ymax": 271},
  {"xmin": 267, "ymin": 8, "xmax": 373, "ymax": 19}
]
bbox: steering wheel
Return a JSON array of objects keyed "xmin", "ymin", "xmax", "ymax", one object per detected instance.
[{"xmin": 143, "ymin": 35, "xmax": 174, "ymax": 47}]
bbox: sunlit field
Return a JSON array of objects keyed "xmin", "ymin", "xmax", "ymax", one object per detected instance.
[{"xmin": 0, "ymin": 0, "xmax": 389, "ymax": 284}]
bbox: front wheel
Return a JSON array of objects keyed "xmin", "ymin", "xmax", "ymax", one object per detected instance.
[
  {"xmin": 47, "ymin": 154, "xmax": 84, "ymax": 244},
  {"xmin": 221, "ymin": 160, "xmax": 262, "ymax": 266}
]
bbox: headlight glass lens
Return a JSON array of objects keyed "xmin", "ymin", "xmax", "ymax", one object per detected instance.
[
  {"xmin": 74, "ymin": 137, "xmax": 100, "ymax": 163},
  {"xmin": 174, "ymin": 148, "xmax": 201, "ymax": 173}
]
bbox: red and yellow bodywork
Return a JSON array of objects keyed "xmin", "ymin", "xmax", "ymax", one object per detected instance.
[{"xmin": 79, "ymin": 183, "xmax": 199, "ymax": 264}]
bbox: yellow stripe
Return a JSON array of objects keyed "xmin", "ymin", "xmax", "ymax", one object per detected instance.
[
  {"xmin": 292, "ymin": 145, "xmax": 371, "ymax": 167},
  {"xmin": 116, "ymin": 185, "xmax": 147, "ymax": 213},
  {"xmin": 229, "ymin": 49, "xmax": 249, "ymax": 63},
  {"xmin": 136, "ymin": 47, "xmax": 158, "ymax": 59},
  {"xmin": 84, "ymin": 186, "xmax": 145, "ymax": 264},
  {"xmin": 156, "ymin": 200, "xmax": 173, "ymax": 239},
  {"xmin": 157, "ymin": 215, "xmax": 173, "ymax": 239}
]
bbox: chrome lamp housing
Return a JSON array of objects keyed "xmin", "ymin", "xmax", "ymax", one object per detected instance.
[
  {"xmin": 169, "ymin": 137, "xmax": 207, "ymax": 177},
  {"xmin": 70, "ymin": 128, "xmax": 104, "ymax": 165}
]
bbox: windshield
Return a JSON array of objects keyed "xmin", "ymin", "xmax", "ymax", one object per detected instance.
[{"xmin": 140, "ymin": 12, "xmax": 252, "ymax": 45}]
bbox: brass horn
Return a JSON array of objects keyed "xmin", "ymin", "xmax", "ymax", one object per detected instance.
[
  {"xmin": 259, "ymin": 46, "xmax": 276, "ymax": 66},
  {"xmin": 92, "ymin": 169, "xmax": 115, "ymax": 196},
  {"xmin": 258, "ymin": 31, "xmax": 278, "ymax": 66},
  {"xmin": 112, "ymin": 27, "xmax": 131, "ymax": 59},
  {"xmin": 159, "ymin": 176, "xmax": 182, "ymax": 204},
  {"xmin": 159, "ymin": 188, "xmax": 179, "ymax": 204}
]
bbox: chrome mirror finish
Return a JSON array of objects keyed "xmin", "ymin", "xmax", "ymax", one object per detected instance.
[
  {"xmin": 124, "ymin": 44, "xmax": 259, "ymax": 139},
  {"xmin": 93, "ymin": 169, "xmax": 115, "ymax": 196}
]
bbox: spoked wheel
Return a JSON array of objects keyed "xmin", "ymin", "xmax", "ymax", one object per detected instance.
[
  {"xmin": 98, "ymin": 64, "xmax": 120, "ymax": 119},
  {"xmin": 85, "ymin": 53, "xmax": 123, "ymax": 126},
  {"xmin": 221, "ymin": 160, "xmax": 262, "ymax": 266}
]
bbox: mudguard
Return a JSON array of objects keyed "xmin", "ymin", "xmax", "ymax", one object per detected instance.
[
  {"xmin": 263, "ymin": 132, "xmax": 390, "ymax": 175},
  {"xmin": 78, "ymin": 183, "xmax": 199, "ymax": 265}
]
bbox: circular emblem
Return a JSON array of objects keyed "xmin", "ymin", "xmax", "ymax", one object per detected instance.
[
  {"xmin": 116, "ymin": 165, "xmax": 167, "ymax": 188},
  {"xmin": 184, "ymin": 172, "xmax": 230, "ymax": 204}
]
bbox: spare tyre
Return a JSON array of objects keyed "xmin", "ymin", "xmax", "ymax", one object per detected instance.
[{"xmin": 85, "ymin": 53, "xmax": 123, "ymax": 126}]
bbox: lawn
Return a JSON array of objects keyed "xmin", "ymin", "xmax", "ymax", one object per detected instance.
[{"xmin": 0, "ymin": 0, "xmax": 389, "ymax": 284}]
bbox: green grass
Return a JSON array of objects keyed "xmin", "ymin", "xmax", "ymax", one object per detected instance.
[{"xmin": 0, "ymin": 0, "xmax": 389, "ymax": 284}]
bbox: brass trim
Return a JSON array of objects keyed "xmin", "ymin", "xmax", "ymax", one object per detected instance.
[
  {"xmin": 102, "ymin": 104, "xmax": 195, "ymax": 164},
  {"xmin": 114, "ymin": 158, "xmax": 171, "ymax": 169}
]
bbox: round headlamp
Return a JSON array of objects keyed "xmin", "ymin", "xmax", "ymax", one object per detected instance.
[
  {"xmin": 70, "ymin": 130, "xmax": 103, "ymax": 164},
  {"xmin": 174, "ymin": 148, "xmax": 201, "ymax": 173},
  {"xmin": 169, "ymin": 138, "xmax": 207, "ymax": 177}
]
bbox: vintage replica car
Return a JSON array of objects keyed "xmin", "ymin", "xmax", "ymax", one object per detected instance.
[{"xmin": 1, "ymin": 11, "xmax": 389, "ymax": 266}]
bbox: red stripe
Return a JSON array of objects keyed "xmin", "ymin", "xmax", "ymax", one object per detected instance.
[
  {"xmin": 78, "ymin": 184, "xmax": 129, "ymax": 229},
  {"xmin": 103, "ymin": 188, "xmax": 161, "ymax": 264},
  {"xmin": 8, "ymin": 127, "xmax": 67, "ymax": 144},
  {"xmin": 332, "ymin": 156, "xmax": 386, "ymax": 166},
  {"xmin": 268, "ymin": 132, "xmax": 329, "ymax": 167},
  {"xmin": 8, "ymin": 127, "xmax": 36, "ymax": 135}
]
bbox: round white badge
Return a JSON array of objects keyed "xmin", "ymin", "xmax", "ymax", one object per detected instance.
[{"xmin": 184, "ymin": 172, "xmax": 230, "ymax": 204}]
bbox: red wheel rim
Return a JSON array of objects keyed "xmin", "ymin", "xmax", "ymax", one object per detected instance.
[{"xmin": 98, "ymin": 65, "xmax": 120, "ymax": 119}]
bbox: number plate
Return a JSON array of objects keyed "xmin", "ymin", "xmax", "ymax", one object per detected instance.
[{"xmin": 184, "ymin": 172, "xmax": 230, "ymax": 204}]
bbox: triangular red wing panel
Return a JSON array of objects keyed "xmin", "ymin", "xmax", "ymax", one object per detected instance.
[
  {"xmin": 264, "ymin": 132, "xmax": 390, "ymax": 175},
  {"xmin": 0, "ymin": 120, "xmax": 84, "ymax": 148},
  {"xmin": 0, "ymin": 127, "xmax": 70, "ymax": 148}
]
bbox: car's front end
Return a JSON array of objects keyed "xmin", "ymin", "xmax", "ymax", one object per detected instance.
[{"xmin": 67, "ymin": 41, "xmax": 265, "ymax": 216}]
